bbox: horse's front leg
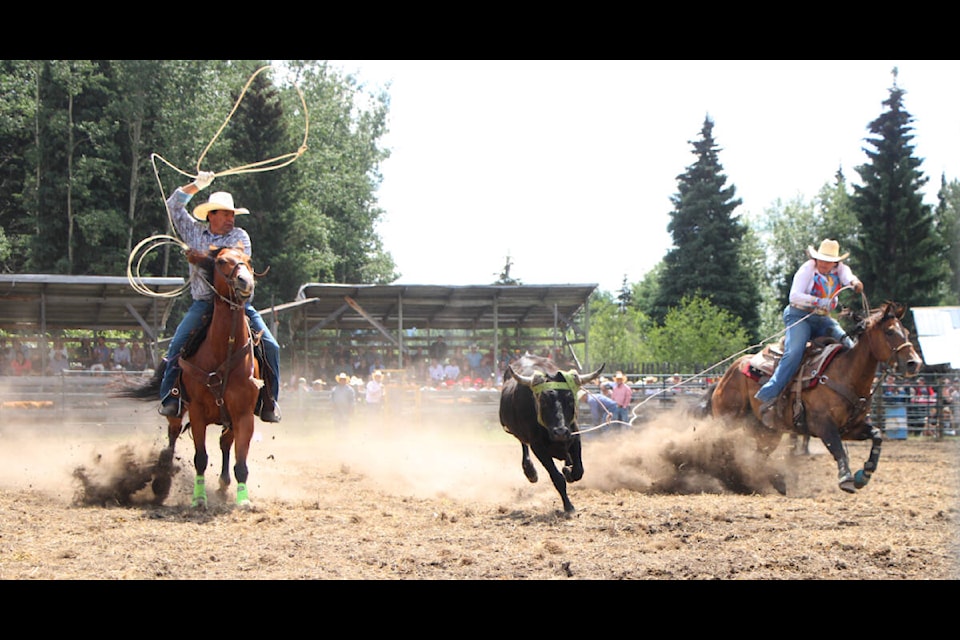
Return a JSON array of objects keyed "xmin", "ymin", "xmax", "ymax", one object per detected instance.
[
  {"xmin": 191, "ymin": 424, "xmax": 210, "ymax": 508},
  {"xmin": 854, "ymin": 425, "xmax": 883, "ymax": 489},
  {"xmin": 231, "ymin": 415, "xmax": 255, "ymax": 508},
  {"xmin": 819, "ymin": 427, "xmax": 855, "ymax": 493}
]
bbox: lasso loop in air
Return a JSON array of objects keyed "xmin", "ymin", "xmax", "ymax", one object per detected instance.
[{"xmin": 130, "ymin": 64, "xmax": 309, "ymax": 298}]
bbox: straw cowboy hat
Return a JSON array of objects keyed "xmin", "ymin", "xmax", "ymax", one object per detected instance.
[
  {"xmin": 336, "ymin": 372, "xmax": 349, "ymax": 382},
  {"xmin": 193, "ymin": 191, "xmax": 251, "ymax": 221},
  {"xmin": 614, "ymin": 371, "xmax": 627, "ymax": 381},
  {"xmin": 807, "ymin": 239, "xmax": 849, "ymax": 262}
]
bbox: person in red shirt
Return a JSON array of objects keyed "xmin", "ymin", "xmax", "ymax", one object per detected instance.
[
  {"xmin": 610, "ymin": 371, "xmax": 633, "ymax": 426},
  {"xmin": 10, "ymin": 351, "xmax": 33, "ymax": 376}
]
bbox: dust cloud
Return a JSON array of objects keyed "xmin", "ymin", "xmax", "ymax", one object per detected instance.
[{"xmin": 0, "ymin": 396, "xmax": 786, "ymax": 510}]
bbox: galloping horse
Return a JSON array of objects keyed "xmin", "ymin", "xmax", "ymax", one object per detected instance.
[
  {"xmin": 119, "ymin": 244, "xmax": 264, "ymax": 508},
  {"xmin": 702, "ymin": 301, "xmax": 922, "ymax": 494}
]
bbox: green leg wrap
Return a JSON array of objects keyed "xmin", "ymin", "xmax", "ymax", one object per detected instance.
[
  {"xmin": 236, "ymin": 482, "xmax": 250, "ymax": 506},
  {"xmin": 192, "ymin": 475, "xmax": 207, "ymax": 508}
]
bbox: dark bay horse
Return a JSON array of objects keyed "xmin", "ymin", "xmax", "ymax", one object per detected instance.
[
  {"xmin": 702, "ymin": 301, "xmax": 923, "ymax": 494},
  {"xmin": 119, "ymin": 244, "xmax": 263, "ymax": 508}
]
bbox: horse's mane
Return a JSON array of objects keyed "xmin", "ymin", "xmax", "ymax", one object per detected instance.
[{"xmin": 846, "ymin": 301, "xmax": 903, "ymax": 339}]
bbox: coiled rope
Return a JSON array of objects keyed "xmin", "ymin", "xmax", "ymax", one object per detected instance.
[{"xmin": 128, "ymin": 64, "xmax": 309, "ymax": 298}]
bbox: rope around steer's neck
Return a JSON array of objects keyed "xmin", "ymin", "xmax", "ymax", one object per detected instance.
[{"xmin": 531, "ymin": 370, "xmax": 581, "ymax": 428}]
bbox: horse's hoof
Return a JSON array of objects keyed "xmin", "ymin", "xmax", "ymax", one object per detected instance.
[
  {"xmin": 838, "ymin": 474, "xmax": 856, "ymax": 493},
  {"xmin": 192, "ymin": 498, "xmax": 207, "ymax": 509},
  {"xmin": 770, "ymin": 473, "xmax": 788, "ymax": 496},
  {"xmin": 854, "ymin": 469, "xmax": 870, "ymax": 489},
  {"xmin": 237, "ymin": 499, "xmax": 253, "ymax": 510}
]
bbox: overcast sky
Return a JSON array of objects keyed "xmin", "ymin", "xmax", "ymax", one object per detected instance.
[{"xmin": 326, "ymin": 60, "xmax": 960, "ymax": 294}]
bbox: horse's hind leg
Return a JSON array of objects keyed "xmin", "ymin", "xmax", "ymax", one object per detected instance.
[
  {"xmin": 218, "ymin": 427, "xmax": 234, "ymax": 494},
  {"xmin": 820, "ymin": 429, "xmax": 855, "ymax": 493},
  {"xmin": 151, "ymin": 417, "xmax": 183, "ymax": 504}
]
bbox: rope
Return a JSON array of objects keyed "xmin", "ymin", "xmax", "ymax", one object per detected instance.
[{"xmin": 129, "ymin": 64, "xmax": 309, "ymax": 299}]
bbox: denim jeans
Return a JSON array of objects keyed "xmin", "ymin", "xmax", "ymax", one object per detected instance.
[
  {"xmin": 160, "ymin": 299, "xmax": 280, "ymax": 403},
  {"xmin": 755, "ymin": 305, "xmax": 849, "ymax": 403}
]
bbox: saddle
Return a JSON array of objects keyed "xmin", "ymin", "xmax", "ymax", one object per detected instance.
[
  {"xmin": 744, "ymin": 337, "xmax": 846, "ymax": 430},
  {"xmin": 173, "ymin": 311, "xmax": 274, "ymax": 416}
]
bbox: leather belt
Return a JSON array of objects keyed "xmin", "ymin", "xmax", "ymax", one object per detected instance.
[{"xmin": 791, "ymin": 304, "xmax": 828, "ymax": 316}]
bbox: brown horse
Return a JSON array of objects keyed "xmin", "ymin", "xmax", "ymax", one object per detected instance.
[
  {"xmin": 702, "ymin": 301, "xmax": 923, "ymax": 494},
  {"xmin": 119, "ymin": 244, "xmax": 263, "ymax": 508}
]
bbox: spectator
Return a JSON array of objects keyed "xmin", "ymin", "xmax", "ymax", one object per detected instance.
[
  {"xmin": 47, "ymin": 349, "xmax": 71, "ymax": 375},
  {"xmin": 443, "ymin": 357, "xmax": 461, "ymax": 382},
  {"xmin": 909, "ymin": 376, "xmax": 937, "ymax": 434},
  {"xmin": 582, "ymin": 382, "xmax": 617, "ymax": 428},
  {"xmin": 610, "ymin": 371, "xmax": 633, "ymax": 425},
  {"xmin": 331, "ymin": 372, "xmax": 355, "ymax": 430},
  {"xmin": 130, "ymin": 341, "xmax": 148, "ymax": 370},
  {"xmin": 49, "ymin": 339, "xmax": 69, "ymax": 363},
  {"xmin": 113, "ymin": 340, "xmax": 132, "ymax": 370},
  {"xmin": 429, "ymin": 335, "xmax": 448, "ymax": 362},
  {"xmin": 365, "ymin": 369, "xmax": 386, "ymax": 415},
  {"xmin": 92, "ymin": 337, "xmax": 112, "ymax": 369},
  {"xmin": 11, "ymin": 350, "xmax": 33, "ymax": 376},
  {"xmin": 465, "ymin": 343, "xmax": 483, "ymax": 376},
  {"xmin": 77, "ymin": 338, "xmax": 94, "ymax": 369},
  {"xmin": 428, "ymin": 358, "xmax": 445, "ymax": 386}
]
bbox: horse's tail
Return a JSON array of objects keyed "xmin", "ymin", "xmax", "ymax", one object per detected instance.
[
  {"xmin": 113, "ymin": 359, "xmax": 166, "ymax": 401},
  {"xmin": 694, "ymin": 382, "xmax": 717, "ymax": 418}
]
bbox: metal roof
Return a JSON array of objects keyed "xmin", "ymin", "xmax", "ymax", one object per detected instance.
[
  {"xmin": 271, "ymin": 282, "xmax": 598, "ymax": 335},
  {"xmin": 0, "ymin": 274, "xmax": 186, "ymax": 339}
]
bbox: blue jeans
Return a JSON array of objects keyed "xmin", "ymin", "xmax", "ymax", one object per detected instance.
[
  {"xmin": 755, "ymin": 305, "xmax": 850, "ymax": 403},
  {"xmin": 160, "ymin": 299, "xmax": 280, "ymax": 403}
]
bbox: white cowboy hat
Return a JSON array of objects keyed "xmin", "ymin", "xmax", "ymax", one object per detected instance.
[
  {"xmin": 807, "ymin": 238, "xmax": 849, "ymax": 262},
  {"xmin": 193, "ymin": 191, "xmax": 251, "ymax": 221}
]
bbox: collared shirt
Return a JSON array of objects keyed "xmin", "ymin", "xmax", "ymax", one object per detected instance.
[
  {"xmin": 167, "ymin": 188, "xmax": 252, "ymax": 301},
  {"xmin": 610, "ymin": 381, "xmax": 633, "ymax": 408},
  {"xmin": 788, "ymin": 259, "xmax": 858, "ymax": 310}
]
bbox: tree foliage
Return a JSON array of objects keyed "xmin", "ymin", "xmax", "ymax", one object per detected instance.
[
  {"xmin": 850, "ymin": 69, "xmax": 944, "ymax": 313},
  {"xmin": 0, "ymin": 59, "xmax": 394, "ymax": 302},
  {"xmin": 653, "ymin": 116, "xmax": 760, "ymax": 340},
  {"xmin": 647, "ymin": 295, "xmax": 752, "ymax": 369}
]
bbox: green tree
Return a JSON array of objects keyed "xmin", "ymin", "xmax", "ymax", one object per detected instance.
[
  {"xmin": 575, "ymin": 289, "xmax": 653, "ymax": 370},
  {"xmin": 850, "ymin": 68, "xmax": 944, "ymax": 314},
  {"xmin": 654, "ymin": 115, "xmax": 760, "ymax": 340},
  {"xmin": 934, "ymin": 174, "xmax": 960, "ymax": 304},
  {"xmin": 646, "ymin": 295, "xmax": 752, "ymax": 370}
]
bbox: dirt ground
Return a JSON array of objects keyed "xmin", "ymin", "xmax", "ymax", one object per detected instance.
[{"xmin": 1, "ymin": 401, "xmax": 957, "ymax": 580}]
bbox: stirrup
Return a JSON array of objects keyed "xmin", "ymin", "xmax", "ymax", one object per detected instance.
[{"xmin": 260, "ymin": 401, "xmax": 281, "ymax": 423}]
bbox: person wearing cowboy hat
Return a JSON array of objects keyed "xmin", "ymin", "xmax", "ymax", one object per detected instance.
[
  {"xmin": 157, "ymin": 171, "xmax": 283, "ymax": 422},
  {"xmin": 610, "ymin": 371, "xmax": 633, "ymax": 427},
  {"xmin": 331, "ymin": 371, "xmax": 356, "ymax": 431},
  {"xmin": 754, "ymin": 239, "xmax": 863, "ymax": 426}
]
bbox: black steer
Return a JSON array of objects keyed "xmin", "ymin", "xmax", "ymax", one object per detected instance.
[{"xmin": 499, "ymin": 353, "xmax": 604, "ymax": 513}]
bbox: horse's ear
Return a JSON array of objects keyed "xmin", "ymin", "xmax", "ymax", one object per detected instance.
[{"xmin": 207, "ymin": 244, "xmax": 219, "ymax": 258}]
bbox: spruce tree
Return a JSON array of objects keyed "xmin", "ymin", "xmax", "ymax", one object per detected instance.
[
  {"xmin": 653, "ymin": 116, "xmax": 760, "ymax": 339},
  {"xmin": 850, "ymin": 68, "xmax": 943, "ymax": 312}
]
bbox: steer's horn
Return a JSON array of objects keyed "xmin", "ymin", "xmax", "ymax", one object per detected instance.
[
  {"xmin": 575, "ymin": 363, "xmax": 605, "ymax": 385},
  {"xmin": 511, "ymin": 367, "xmax": 543, "ymax": 387}
]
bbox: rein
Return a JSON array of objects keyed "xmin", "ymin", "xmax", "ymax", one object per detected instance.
[{"xmin": 179, "ymin": 257, "xmax": 255, "ymax": 428}]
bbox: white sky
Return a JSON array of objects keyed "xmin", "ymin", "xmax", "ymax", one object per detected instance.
[{"xmin": 326, "ymin": 60, "xmax": 960, "ymax": 294}]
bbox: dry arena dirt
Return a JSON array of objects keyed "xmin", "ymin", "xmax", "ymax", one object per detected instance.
[{"xmin": 0, "ymin": 399, "xmax": 957, "ymax": 580}]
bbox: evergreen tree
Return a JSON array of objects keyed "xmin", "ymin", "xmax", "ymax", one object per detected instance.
[
  {"xmin": 653, "ymin": 116, "xmax": 760, "ymax": 339},
  {"xmin": 850, "ymin": 68, "xmax": 943, "ymax": 313},
  {"xmin": 934, "ymin": 174, "xmax": 960, "ymax": 304}
]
